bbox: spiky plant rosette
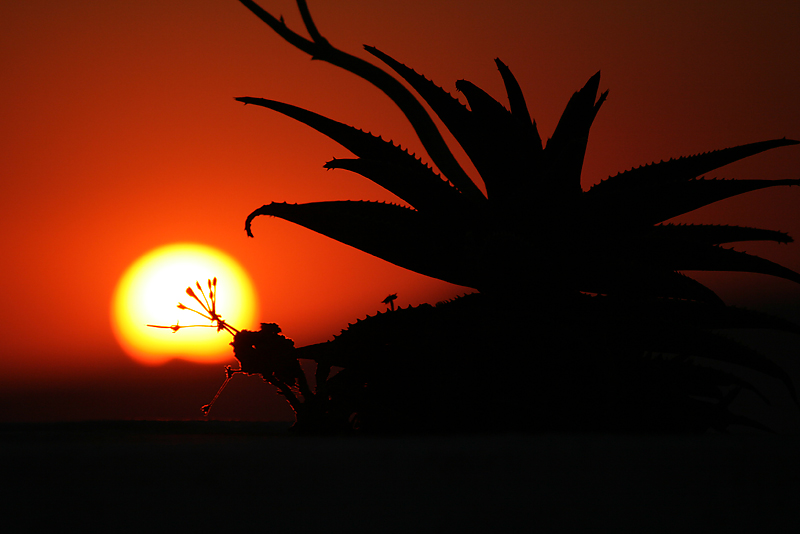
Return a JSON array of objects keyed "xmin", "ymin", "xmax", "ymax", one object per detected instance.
[{"xmin": 235, "ymin": 0, "xmax": 800, "ymax": 432}]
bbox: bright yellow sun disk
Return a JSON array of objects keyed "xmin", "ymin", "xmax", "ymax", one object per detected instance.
[{"xmin": 111, "ymin": 243, "xmax": 258, "ymax": 366}]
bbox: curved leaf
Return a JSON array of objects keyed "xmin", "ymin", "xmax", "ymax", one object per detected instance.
[
  {"xmin": 588, "ymin": 138, "xmax": 800, "ymax": 195},
  {"xmin": 494, "ymin": 58, "xmax": 538, "ymax": 142},
  {"xmin": 646, "ymin": 242, "xmax": 800, "ymax": 286},
  {"xmin": 646, "ymin": 328, "xmax": 797, "ymax": 404},
  {"xmin": 587, "ymin": 178, "xmax": 800, "ymax": 226},
  {"xmin": 238, "ymin": 0, "xmax": 484, "ymax": 201},
  {"xmin": 650, "ymin": 224, "xmax": 793, "ymax": 246},
  {"xmin": 455, "ymin": 78, "xmax": 535, "ymax": 202},
  {"xmin": 322, "ymin": 157, "xmax": 463, "ymax": 215},
  {"xmin": 592, "ymin": 295, "xmax": 800, "ymax": 334},
  {"xmin": 578, "ymin": 268, "xmax": 725, "ymax": 304},
  {"xmin": 236, "ymin": 97, "xmax": 470, "ymax": 211},
  {"xmin": 544, "ymin": 71, "xmax": 608, "ymax": 196},
  {"xmin": 366, "ymin": 45, "xmax": 534, "ymax": 203},
  {"xmin": 245, "ymin": 201, "xmax": 479, "ymax": 288}
]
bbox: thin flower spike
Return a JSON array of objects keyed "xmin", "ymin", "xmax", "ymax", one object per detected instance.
[
  {"xmin": 186, "ymin": 284, "xmax": 216, "ymax": 319},
  {"xmin": 145, "ymin": 322, "xmax": 183, "ymax": 333},
  {"xmin": 202, "ymin": 367, "xmax": 239, "ymax": 416},
  {"xmin": 186, "ymin": 286, "xmax": 198, "ymax": 302},
  {"xmin": 207, "ymin": 278, "xmax": 215, "ymax": 314},
  {"xmin": 179, "ymin": 301, "xmax": 214, "ymax": 323},
  {"xmin": 196, "ymin": 281, "xmax": 212, "ymax": 312},
  {"xmin": 148, "ymin": 279, "xmax": 239, "ymax": 336}
]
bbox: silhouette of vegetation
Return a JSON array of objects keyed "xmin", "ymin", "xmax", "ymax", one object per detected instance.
[
  {"xmin": 381, "ymin": 294, "xmax": 397, "ymax": 311},
  {"xmin": 175, "ymin": 1, "xmax": 800, "ymax": 433},
  {"xmin": 148, "ymin": 278, "xmax": 239, "ymax": 336}
]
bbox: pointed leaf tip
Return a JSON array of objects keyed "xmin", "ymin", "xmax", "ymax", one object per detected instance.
[{"xmin": 584, "ymin": 71, "xmax": 601, "ymax": 93}]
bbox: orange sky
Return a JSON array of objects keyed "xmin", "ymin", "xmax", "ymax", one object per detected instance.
[{"xmin": 2, "ymin": 1, "xmax": 799, "ymax": 422}]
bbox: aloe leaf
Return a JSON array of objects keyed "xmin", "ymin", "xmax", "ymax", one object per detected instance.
[
  {"xmin": 245, "ymin": 201, "xmax": 478, "ymax": 288},
  {"xmin": 365, "ymin": 46, "xmax": 533, "ymax": 203},
  {"xmin": 363, "ymin": 45, "xmax": 471, "ymax": 128},
  {"xmin": 645, "ymin": 299, "xmax": 800, "ymax": 335},
  {"xmin": 688, "ymin": 365, "xmax": 769, "ymax": 405},
  {"xmin": 646, "ymin": 242, "xmax": 800, "ymax": 286},
  {"xmin": 454, "ymin": 79, "xmax": 514, "ymax": 119},
  {"xmin": 588, "ymin": 138, "xmax": 800, "ymax": 195},
  {"xmin": 236, "ymin": 97, "xmax": 471, "ymax": 209},
  {"xmin": 589, "ymin": 177, "xmax": 800, "ymax": 226},
  {"xmin": 651, "ymin": 224, "xmax": 793, "ymax": 246},
  {"xmin": 578, "ymin": 268, "xmax": 725, "ymax": 304},
  {"xmin": 494, "ymin": 58, "xmax": 539, "ymax": 145},
  {"xmin": 455, "ymin": 78, "xmax": 535, "ymax": 202},
  {"xmin": 544, "ymin": 71, "xmax": 607, "ymax": 196},
  {"xmin": 586, "ymin": 293, "xmax": 800, "ymax": 335},
  {"xmin": 323, "ymin": 157, "xmax": 463, "ymax": 214},
  {"xmin": 646, "ymin": 328, "xmax": 797, "ymax": 405},
  {"xmin": 648, "ymin": 358, "xmax": 768, "ymax": 405},
  {"xmin": 363, "ymin": 46, "xmax": 491, "ymax": 177},
  {"xmin": 238, "ymin": 0, "xmax": 484, "ymax": 202},
  {"xmin": 581, "ymin": 296, "xmax": 790, "ymax": 404},
  {"xmin": 722, "ymin": 414, "xmax": 775, "ymax": 433}
]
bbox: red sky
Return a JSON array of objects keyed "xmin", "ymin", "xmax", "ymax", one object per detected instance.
[{"xmin": 2, "ymin": 0, "xmax": 799, "ymax": 422}]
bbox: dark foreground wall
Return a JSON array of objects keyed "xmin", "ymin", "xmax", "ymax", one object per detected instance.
[{"xmin": 2, "ymin": 421, "xmax": 799, "ymax": 533}]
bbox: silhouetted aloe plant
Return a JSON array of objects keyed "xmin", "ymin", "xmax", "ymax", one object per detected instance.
[{"xmin": 225, "ymin": 0, "xmax": 800, "ymax": 432}]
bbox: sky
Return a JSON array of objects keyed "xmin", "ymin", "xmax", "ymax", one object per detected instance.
[{"xmin": 2, "ymin": 0, "xmax": 799, "ymax": 423}]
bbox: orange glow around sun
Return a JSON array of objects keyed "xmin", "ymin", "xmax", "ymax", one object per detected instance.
[{"xmin": 111, "ymin": 243, "xmax": 258, "ymax": 366}]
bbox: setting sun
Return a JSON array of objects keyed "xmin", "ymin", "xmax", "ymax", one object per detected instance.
[{"xmin": 111, "ymin": 243, "xmax": 258, "ymax": 366}]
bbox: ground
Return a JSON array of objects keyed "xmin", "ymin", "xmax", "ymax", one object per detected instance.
[{"xmin": 2, "ymin": 421, "xmax": 800, "ymax": 532}]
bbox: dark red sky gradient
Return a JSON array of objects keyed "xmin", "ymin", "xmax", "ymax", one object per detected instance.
[{"xmin": 2, "ymin": 1, "xmax": 799, "ymax": 422}]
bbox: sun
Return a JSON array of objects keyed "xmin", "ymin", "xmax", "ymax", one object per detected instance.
[{"xmin": 111, "ymin": 243, "xmax": 258, "ymax": 366}]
